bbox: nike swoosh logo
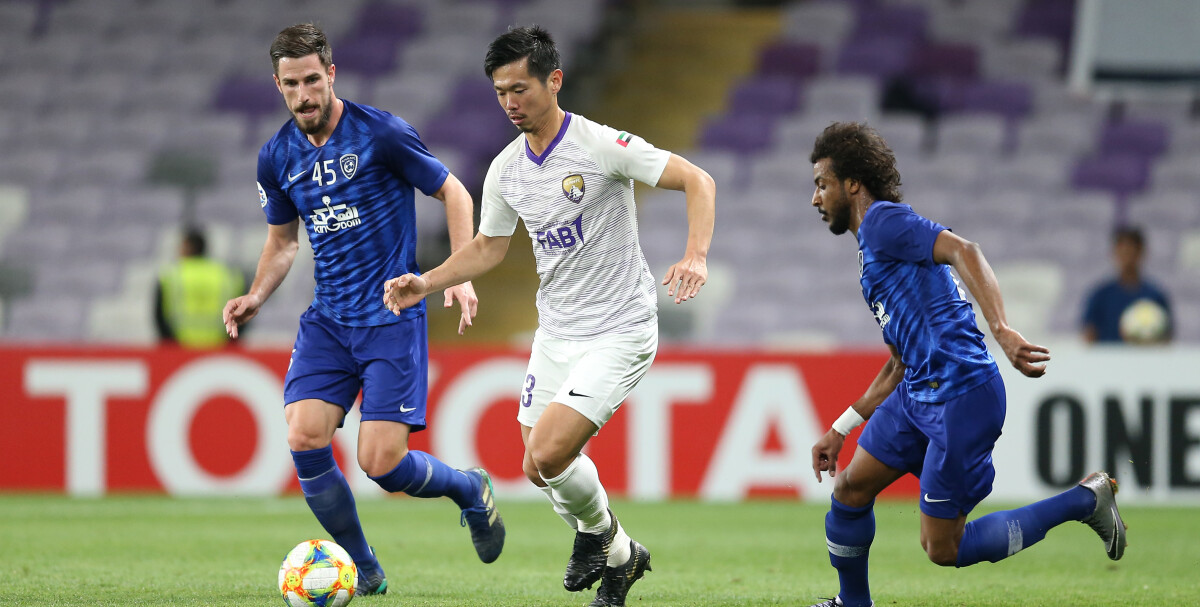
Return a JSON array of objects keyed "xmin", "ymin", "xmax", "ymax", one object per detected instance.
[
  {"xmin": 1108, "ymin": 511, "xmax": 1119, "ymax": 551},
  {"xmin": 288, "ymin": 170, "xmax": 305, "ymax": 182},
  {"xmin": 567, "ymin": 389, "xmax": 592, "ymax": 398},
  {"xmin": 923, "ymin": 494, "xmax": 951, "ymax": 503},
  {"xmin": 399, "ymin": 405, "xmax": 417, "ymax": 413}
]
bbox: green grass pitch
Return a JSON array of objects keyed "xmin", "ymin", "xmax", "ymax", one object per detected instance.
[{"xmin": 3, "ymin": 495, "xmax": 1196, "ymax": 606}]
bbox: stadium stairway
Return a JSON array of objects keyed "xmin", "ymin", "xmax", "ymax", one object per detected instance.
[{"xmin": 591, "ymin": 6, "xmax": 783, "ymax": 152}]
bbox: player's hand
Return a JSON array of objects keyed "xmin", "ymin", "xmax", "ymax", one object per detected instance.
[
  {"xmin": 383, "ymin": 273, "xmax": 430, "ymax": 315},
  {"xmin": 661, "ymin": 252, "xmax": 707, "ymax": 304},
  {"xmin": 443, "ymin": 281, "xmax": 478, "ymax": 335},
  {"xmin": 222, "ymin": 293, "xmax": 264, "ymax": 339},
  {"xmin": 812, "ymin": 428, "xmax": 846, "ymax": 482},
  {"xmin": 994, "ymin": 326, "xmax": 1050, "ymax": 378}
]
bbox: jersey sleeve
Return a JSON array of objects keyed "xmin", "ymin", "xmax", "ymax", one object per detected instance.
[
  {"xmin": 478, "ymin": 157, "xmax": 519, "ymax": 237},
  {"xmin": 378, "ymin": 117, "xmax": 450, "ymax": 196},
  {"xmin": 586, "ymin": 122, "xmax": 671, "ymax": 186},
  {"xmin": 257, "ymin": 144, "xmax": 298, "ymax": 225},
  {"xmin": 865, "ymin": 204, "xmax": 947, "ymax": 265}
]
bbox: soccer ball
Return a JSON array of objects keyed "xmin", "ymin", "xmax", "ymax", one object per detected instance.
[
  {"xmin": 1119, "ymin": 298, "xmax": 1168, "ymax": 343},
  {"xmin": 278, "ymin": 539, "xmax": 357, "ymax": 607}
]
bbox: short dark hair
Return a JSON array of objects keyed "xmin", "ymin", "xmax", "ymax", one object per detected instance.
[
  {"xmin": 484, "ymin": 25, "xmax": 561, "ymax": 81},
  {"xmin": 1113, "ymin": 225, "xmax": 1145, "ymax": 249},
  {"xmin": 810, "ymin": 122, "xmax": 903, "ymax": 203},
  {"xmin": 270, "ymin": 23, "xmax": 332, "ymax": 74},
  {"xmin": 182, "ymin": 227, "xmax": 207, "ymax": 257}
]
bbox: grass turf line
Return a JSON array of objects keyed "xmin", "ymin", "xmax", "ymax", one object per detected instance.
[{"xmin": 1, "ymin": 495, "xmax": 1195, "ymax": 606}]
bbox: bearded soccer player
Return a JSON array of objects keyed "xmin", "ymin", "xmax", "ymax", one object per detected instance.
[
  {"xmin": 222, "ymin": 23, "xmax": 504, "ymax": 597},
  {"xmin": 804, "ymin": 122, "xmax": 1126, "ymax": 607},
  {"xmin": 384, "ymin": 26, "xmax": 716, "ymax": 607}
]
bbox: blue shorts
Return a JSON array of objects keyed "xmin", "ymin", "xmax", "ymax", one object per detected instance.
[
  {"xmin": 284, "ymin": 306, "xmax": 429, "ymax": 430},
  {"xmin": 857, "ymin": 371, "xmax": 1005, "ymax": 519}
]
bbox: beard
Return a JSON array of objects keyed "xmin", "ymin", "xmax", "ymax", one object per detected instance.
[
  {"xmin": 294, "ymin": 98, "xmax": 333, "ymax": 135},
  {"xmin": 827, "ymin": 202, "xmax": 851, "ymax": 235}
]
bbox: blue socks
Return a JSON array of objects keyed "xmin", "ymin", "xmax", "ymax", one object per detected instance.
[
  {"xmin": 291, "ymin": 446, "xmax": 381, "ymax": 579},
  {"xmin": 826, "ymin": 497, "xmax": 875, "ymax": 607},
  {"xmin": 370, "ymin": 450, "xmax": 478, "ymax": 510},
  {"xmin": 956, "ymin": 485, "xmax": 1097, "ymax": 566}
]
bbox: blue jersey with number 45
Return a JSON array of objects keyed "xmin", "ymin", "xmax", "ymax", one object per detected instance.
[
  {"xmin": 857, "ymin": 201, "xmax": 997, "ymax": 402},
  {"xmin": 256, "ymin": 100, "xmax": 449, "ymax": 326}
]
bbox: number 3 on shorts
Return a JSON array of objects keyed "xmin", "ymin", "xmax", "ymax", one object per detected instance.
[{"xmin": 521, "ymin": 374, "xmax": 536, "ymax": 407}]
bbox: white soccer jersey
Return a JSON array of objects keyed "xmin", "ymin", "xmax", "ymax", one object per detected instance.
[{"xmin": 479, "ymin": 113, "xmax": 671, "ymax": 340}]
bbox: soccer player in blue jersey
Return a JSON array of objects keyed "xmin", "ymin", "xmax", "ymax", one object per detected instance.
[
  {"xmin": 221, "ymin": 24, "xmax": 504, "ymax": 596},
  {"xmin": 805, "ymin": 122, "xmax": 1126, "ymax": 607}
]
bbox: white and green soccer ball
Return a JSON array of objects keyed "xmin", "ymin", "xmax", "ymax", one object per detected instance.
[
  {"xmin": 1119, "ymin": 298, "xmax": 1169, "ymax": 344},
  {"xmin": 278, "ymin": 539, "xmax": 357, "ymax": 607}
]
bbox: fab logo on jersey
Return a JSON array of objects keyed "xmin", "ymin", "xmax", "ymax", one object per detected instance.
[
  {"xmin": 562, "ymin": 174, "xmax": 585, "ymax": 203},
  {"xmin": 536, "ymin": 214, "xmax": 585, "ymax": 252}
]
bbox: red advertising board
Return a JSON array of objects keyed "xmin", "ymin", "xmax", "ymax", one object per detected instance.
[{"xmin": 1, "ymin": 346, "xmax": 920, "ymax": 500}]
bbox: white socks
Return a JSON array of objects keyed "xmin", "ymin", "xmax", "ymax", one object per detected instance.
[
  {"xmin": 542, "ymin": 453, "xmax": 609, "ymax": 533},
  {"xmin": 541, "ymin": 453, "xmax": 633, "ymax": 566},
  {"xmin": 607, "ymin": 520, "xmax": 632, "ymax": 566},
  {"xmin": 538, "ymin": 484, "xmax": 580, "ymax": 530}
]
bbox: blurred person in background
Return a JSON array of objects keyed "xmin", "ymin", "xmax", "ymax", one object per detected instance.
[
  {"xmin": 1081, "ymin": 226, "xmax": 1173, "ymax": 344},
  {"xmin": 384, "ymin": 25, "xmax": 715, "ymax": 607},
  {"xmin": 155, "ymin": 227, "xmax": 243, "ymax": 348},
  {"xmin": 221, "ymin": 23, "xmax": 504, "ymax": 598},
  {"xmin": 807, "ymin": 122, "xmax": 1126, "ymax": 607}
]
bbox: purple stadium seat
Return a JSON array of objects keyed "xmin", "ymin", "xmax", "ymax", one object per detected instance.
[
  {"xmin": 1071, "ymin": 155, "xmax": 1151, "ymax": 198},
  {"xmin": 1013, "ymin": 0, "xmax": 1075, "ymax": 53},
  {"xmin": 6, "ymin": 296, "xmax": 87, "ymax": 342},
  {"xmin": 852, "ymin": 4, "xmax": 928, "ymax": 41},
  {"xmin": 213, "ymin": 74, "xmax": 281, "ymax": 118},
  {"xmin": 727, "ymin": 77, "xmax": 801, "ymax": 116},
  {"xmin": 351, "ymin": 2, "xmax": 424, "ymax": 41},
  {"xmin": 756, "ymin": 41, "xmax": 821, "ymax": 82},
  {"xmin": 960, "ymin": 80, "xmax": 1033, "ymax": 120},
  {"xmin": 836, "ymin": 37, "xmax": 915, "ymax": 79},
  {"xmin": 420, "ymin": 109, "xmax": 513, "ymax": 167},
  {"xmin": 1097, "ymin": 120, "xmax": 1170, "ymax": 159},
  {"xmin": 333, "ymin": 35, "xmax": 401, "ymax": 77},
  {"xmin": 698, "ymin": 114, "xmax": 775, "ymax": 156},
  {"xmin": 910, "ymin": 43, "xmax": 979, "ymax": 80}
]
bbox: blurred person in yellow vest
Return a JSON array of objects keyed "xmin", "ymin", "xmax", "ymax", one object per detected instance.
[{"xmin": 156, "ymin": 227, "xmax": 244, "ymax": 347}]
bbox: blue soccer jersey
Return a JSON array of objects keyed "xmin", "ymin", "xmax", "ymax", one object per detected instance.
[
  {"xmin": 256, "ymin": 100, "xmax": 449, "ymax": 326},
  {"xmin": 857, "ymin": 201, "xmax": 996, "ymax": 402}
]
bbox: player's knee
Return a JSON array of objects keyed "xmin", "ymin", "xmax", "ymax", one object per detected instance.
[
  {"xmin": 528, "ymin": 445, "xmax": 572, "ymax": 479},
  {"xmin": 922, "ymin": 538, "xmax": 959, "ymax": 567},
  {"xmin": 357, "ymin": 445, "xmax": 405, "ymax": 478},
  {"xmin": 287, "ymin": 426, "xmax": 331, "ymax": 452},
  {"xmin": 522, "ymin": 458, "xmax": 543, "ymax": 485},
  {"xmin": 831, "ymin": 472, "xmax": 874, "ymax": 509}
]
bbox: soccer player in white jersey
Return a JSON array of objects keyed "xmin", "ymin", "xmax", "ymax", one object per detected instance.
[{"xmin": 384, "ymin": 26, "xmax": 716, "ymax": 607}]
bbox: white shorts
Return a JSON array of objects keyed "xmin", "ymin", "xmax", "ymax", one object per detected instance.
[{"xmin": 516, "ymin": 324, "xmax": 659, "ymax": 430}]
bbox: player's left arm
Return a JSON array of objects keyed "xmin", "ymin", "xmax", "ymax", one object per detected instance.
[
  {"xmin": 933, "ymin": 229, "xmax": 1050, "ymax": 377},
  {"xmin": 653, "ymin": 154, "xmax": 715, "ymax": 304},
  {"xmin": 431, "ymin": 172, "xmax": 478, "ymax": 335}
]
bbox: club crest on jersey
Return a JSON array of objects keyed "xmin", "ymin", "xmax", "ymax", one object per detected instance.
[
  {"xmin": 339, "ymin": 154, "xmax": 358, "ymax": 180},
  {"xmin": 562, "ymin": 174, "xmax": 585, "ymax": 203}
]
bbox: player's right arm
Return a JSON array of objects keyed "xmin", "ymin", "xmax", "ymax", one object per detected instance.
[
  {"xmin": 223, "ymin": 219, "xmax": 300, "ymax": 338},
  {"xmin": 812, "ymin": 345, "xmax": 905, "ymax": 481},
  {"xmin": 384, "ymin": 233, "xmax": 510, "ymax": 315},
  {"xmin": 386, "ymin": 149, "xmax": 517, "ymax": 315},
  {"xmin": 933, "ymin": 229, "xmax": 1050, "ymax": 377}
]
